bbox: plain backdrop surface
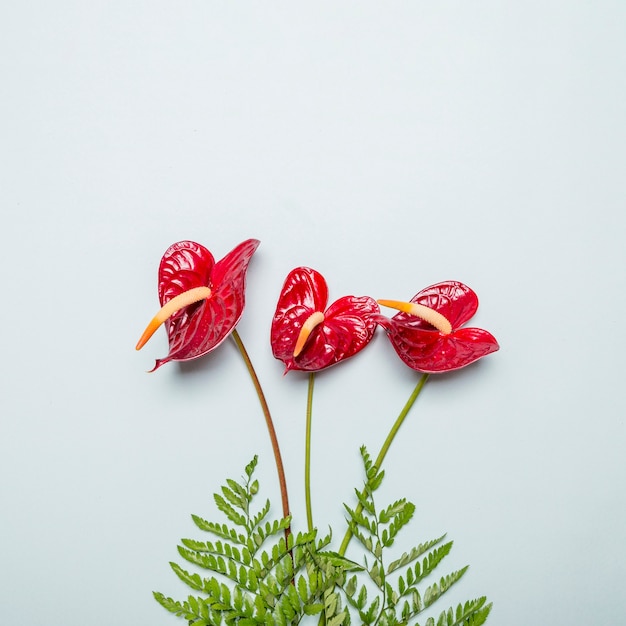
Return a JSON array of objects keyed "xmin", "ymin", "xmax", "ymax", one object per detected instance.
[{"xmin": 2, "ymin": 2, "xmax": 625, "ymax": 625}]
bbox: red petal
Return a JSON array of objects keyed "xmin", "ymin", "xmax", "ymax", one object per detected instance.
[
  {"xmin": 271, "ymin": 267, "xmax": 379, "ymax": 372},
  {"xmin": 152, "ymin": 239, "xmax": 259, "ymax": 369},
  {"xmin": 381, "ymin": 320, "xmax": 499, "ymax": 373},
  {"xmin": 158, "ymin": 241, "xmax": 215, "ymax": 305},
  {"xmin": 152, "ymin": 298, "xmax": 234, "ymax": 369},
  {"xmin": 273, "ymin": 267, "xmax": 329, "ymax": 316},
  {"xmin": 391, "ymin": 281, "xmax": 478, "ymax": 331},
  {"xmin": 322, "ymin": 295, "xmax": 379, "ymax": 358},
  {"xmin": 270, "ymin": 268, "xmax": 329, "ymax": 366},
  {"xmin": 291, "ymin": 296, "xmax": 379, "ymax": 371},
  {"xmin": 210, "ymin": 239, "xmax": 261, "ymax": 296}
]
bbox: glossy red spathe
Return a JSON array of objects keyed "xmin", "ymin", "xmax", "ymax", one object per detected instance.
[
  {"xmin": 377, "ymin": 281, "xmax": 499, "ymax": 373},
  {"xmin": 271, "ymin": 267, "xmax": 379, "ymax": 372},
  {"xmin": 140, "ymin": 239, "xmax": 259, "ymax": 371}
]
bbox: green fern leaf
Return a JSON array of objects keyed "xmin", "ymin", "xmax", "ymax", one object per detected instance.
[
  {"xmin": 328, "ymin": 609, "xmax": 350, "ymax": 626},
  {"xmin": 296, "ymin": 575, "xmax": 308, "ymax": 602},
  {"xmin": 360, "ymin": 446, "xmax": 373, "ymax": 473},
  {"xmin": 368, "ymin": 468, "xmax": 385, "ymax": 491},
  {"xmin": 176, "ymin": 545, "xmax": 219, "ymax": 572},
  {"xmin": 381, "ymin": 501, "xmax": 415, "ymax": 547},
  {"xmin": 384, "ymin": 581, "xmax": 398, "ymax": 608},
  {"xmin": 356, "ymin": 583, "xmax": 368, "ymax": 609},
  {"xmin": 221, "ymin": 484, "xmax": 246, "ymax": 510},
  {"xmin": 430, "ymin": 597, "xmax": 492, "ymax": 626},
  {"xmin": 315, "ymin": 529, "xmax": 333, "ymax": 550},
  {"xmin": 463, "ymin": 599, "xmax": 492, "ymax": 626},
  {"xmin": 378, "ymin": 498, "xmax": 409, "ymax": 524},
  {"xmin": 317, "ymin": 550, "xmax": 364, "ymax": 572},
  {"xmin": 424, "ymin": 566, "xmax": 469, "ymax": 608},
  {"xmin": 244, "ymin": 455, "xmax": 258, "ymax": 478},
  {"xmin": 347, "ymin": 522, "xmax": 374, "ymax": 552},
  {"xmin": 324, "ymin": 586, "xmax": 351, "ymax": 626},
  {"xmin": 343, "ymin": 574, "xmax": 357, "ymax": 599},
  {"xmin": 191, "ymin": 516, "xmax": 247, "ymax": 544},
  {"xmin": 369, "ymin": 560, "xmax": 384, "ymax": 588},
  {"xmin": 250, "ymin": 499, "xmax": 271, "ymax": 528},
  {"xmin": 214, "ymin": 493, "xmax": 247, "ymax": 526},
  {"xmin": 303, "ymin": 602, "xmax": 324, "ymax": 615},
  {"xmin": 344, "ymin": 503, "xmax": 376, "ymax": 535},
  {"xmin": 169, "ymin": 562, "xmax": 204, "ymax": 592},
  {"xmin": 153, "ymin": 592, "xmax": 195, "ymax": 619},
  {"xmin": 386, "ymin": 534, "xmax": 447, "ymax": 574},
  {"xmin": 360, "ymin": 595, "xmax": 380, "ymax": 624},
  {"xmin": 408, "ymin": 542, "xmax": 454, "ymax": 586},
  {"xmin": 226, "ymin": 477, "xmax": 248, "ymax": 499},
  {"xmin": 354, "ymin": 487, "xmax": 376, "ymax": 516},
  {"xmin": 411, "ymin": 588, "xmax": 423, "ymax": 614}
]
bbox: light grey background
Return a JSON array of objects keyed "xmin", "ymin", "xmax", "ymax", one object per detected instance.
[{"xmin": 2, "ymin": 2, "xmax": 625, "ymax": 624}]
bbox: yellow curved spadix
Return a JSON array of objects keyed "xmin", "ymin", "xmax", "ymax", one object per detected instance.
[
  {"xmin": 135, "ymin": 286, "xmax": 212, "ymax": 350},
  {"xmin": 293, "ymin": 311, "xmax": 325, "ymax": 357},
  {"xmin": 377, "ymin": 299, "xmax": 452, "ymax": 335}
]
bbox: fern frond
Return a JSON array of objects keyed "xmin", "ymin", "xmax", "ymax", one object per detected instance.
[
  {"xmin": 380, "ymin": 501, "xmax": 415, "ymax": 547},
  {"xmin": 323, "ymin": 584, "xmax": 349, "ymax": 626},
  {"xmin": 316, "ymin": 550, "xmax": 364, "ymax": 572},
  {"xmin": 214, "ymin": 493, "xmax": 247, "ymax": 527},
  {"xmin": 179, "ymin": 538, "xmax": 249, "ymax": 566},
  {"xmin": 221, "ymin": 484, "xmax": 246, "ymax": 511},
  {"xmin": 354, "ymin": 486, "xmax": 377, "ymax": 516},
  {"xmin": 191, "ymin": 516, "xmax": 247, "ymax": 544},
  {"xmin": 360, "ymin": 445, "xmax": 374, "ymax": 475},
  {"xmin": 344, "ymin": 503, "xmax": 376, "ymax": 535},
  {"xmin": 156, "ymin": 458, "xmax": 328, "ymax": 625},
  {"xmin": 244, "ymin": 455, "xmax": 258, "ymax": 478},
  {"xmin": 386, "ymin": 535, "xmax": 447, "ymax": 574},
  {"xmin": 257, "ymin": 518, "xmax": 293, "ymax": 544},
  {"xmin": 153, "ymin": 592, "xmax": 203, "ymax": 621},
  {"xmin": 250, "ymin": 498, "xmax": 271, "ymax": 529},
  {"xmin": 335, "ymin": 448, "xmax": 492, "ymax": 625},
  {"xmin": 342, "ymin": 576, "xmax": 367, "ymax": 610},
  {"xmin": 402, "ymin": 542, "xmax": 454, "ymax": 588},
  {"xmin": 346, "ymin": 520, "xmax": 375, "ymax": 553},
  {"xmin": 432, "ymin": 597, "xmax": 493, "ymax": 626},
  {"xmin": 226, "ymin": 477, "xmax": 249, "ymax": 499},
  {"xmin": 169, "ymin": 562, "xmax": 204, "ymax": 592},
  {"xmin": 423, "ymin": 566, "xmax": 469, "ymax": 608},
  {"xmin": 359, "ymin": 594, "xmax": 380, "ymax": 624},
  {"xmin": 156, "ymin": 451, "xmax": 492, "ymax": 626},
  {"xmin": 378, "ymin": 498, "xmax": 409, "ymax": 523},
  {"xmin": 176, "ymin": 546, "xmax": 264, "ymax": 592},
  {"xmin": 315, "ymin": 528, "xmax": 333, "ymax": 549}
]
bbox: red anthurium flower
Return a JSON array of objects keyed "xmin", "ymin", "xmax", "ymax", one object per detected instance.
[
  {"xmin": 136, "ymin": 239, "xmax": 260, "ymax": 371},
  {"xmin": 377, "ymin": 281, "xmax": 499, "ymax": 373},
  {"xmin": 271, "ymin": 267, "xmax": 379, "ymax": 372}
]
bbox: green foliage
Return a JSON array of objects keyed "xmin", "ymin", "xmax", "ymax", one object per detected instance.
[
  {"xmin": 338, "ymin": 447, "xmax": 492, "ymax": 625},
  {"xmin": 154, "ymin": 452, "xmax": 491, "ymax": 625},
  {"xmin": 154, "ymin": 456, "xmax": 347, "ymax": 625}
]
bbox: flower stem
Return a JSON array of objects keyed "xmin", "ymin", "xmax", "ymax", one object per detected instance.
[
  {"xmin": 338, "ymin": 373, "xmax": 429, "ymax": 556},
  {"xmin": 305, "ymin": 372, "xmax": 315, "ymax": 532},
  {"xmin": 231, "ymin": 329, "xmax": 291, "ymax": 541}
]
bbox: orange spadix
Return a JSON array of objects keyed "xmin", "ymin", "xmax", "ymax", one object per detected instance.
[
  {"xmin": 293, "ymin": 311, "xmax": 325, "ymax": 357},
  {"xmin": 135, "ymin": 286, "xmax": 212, "ymax": 350},
  {"xmin": 377, "ymin": 299, "xmax": 452, "ymax": 335}
]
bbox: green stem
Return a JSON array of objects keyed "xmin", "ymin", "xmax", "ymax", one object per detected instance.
[
  {"xmin": 338, "ymin": 373, "xmax": 430, "ymax": 556},
  {"xmin": 305, "ymin": 372, "xmax": 315, "ymax": 532},
  {"xmin": 231, "ymin": 329, "xmax": 291, "ymax": 541}
]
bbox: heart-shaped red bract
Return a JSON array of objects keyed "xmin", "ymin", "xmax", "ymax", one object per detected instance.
[
  {"xmin": 150, "ymin": 239, "xmax": 259, "ymax": 371},
  {"xmin": 377, "ymin": 281, "xmax": 499, "ymax": 373},
  {"xmin": 271, "ymin": 267, "xmax": 379, "ymax": 372}
]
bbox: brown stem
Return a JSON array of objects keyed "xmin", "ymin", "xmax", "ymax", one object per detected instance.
[{"xmin": 231, "ymin": 329, "xmax": 291, "ymax": 543}]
